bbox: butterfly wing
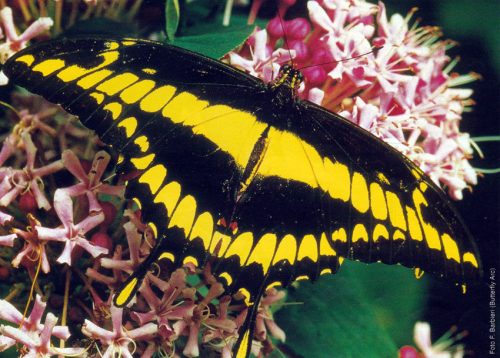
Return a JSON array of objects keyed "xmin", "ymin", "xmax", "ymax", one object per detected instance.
[{"xmin": 3, "ymin": 37, "xmax": 482, "ymax": 357}]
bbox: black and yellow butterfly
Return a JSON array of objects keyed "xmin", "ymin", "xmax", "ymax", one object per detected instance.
[{"xmin": 3, "ymin": 37, "xmax": 482, "ymax": 358}]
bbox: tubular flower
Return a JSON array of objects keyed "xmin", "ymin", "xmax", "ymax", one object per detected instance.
[
  {"xmin": 0, "ymin": 132, "xmax": 64, "ymax": 210},
  {"xmin": 0, "ymin": 6, "xmax": 53, "ymax": 85},
  {"xmin": 35, "ymin": 189, "xmax": 107, "ymax": 266},
  {"xmin": 0, "ymin": 295, "xmax": 84, "ymax": 357},
  {"xmin": 227, "ymin": 0, "xmax": 478, "ymax": 199},
  {"xmin": 82, "ymin": 305, "xmax": 158, "ymax": 358}
]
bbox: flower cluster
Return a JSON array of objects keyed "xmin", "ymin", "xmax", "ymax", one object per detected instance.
[
  {"xmin": 229, "ymin": 0, "xmax": 478, "ymax": 199},
  {"xmin": 0, "ymin": 0, "xmax": 481, "ymax": 357}
]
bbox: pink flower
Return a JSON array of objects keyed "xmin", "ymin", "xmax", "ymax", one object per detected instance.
[
  {"xmin": 61, "ymin": 150, "xmax": 124, "ymax": 212},
  {"xmin": 89, "ymin": 220, "xmax": 151, "ymax": 294},
  {"xmin": 0, "ymin": 7, "xmax": 53, "ymax": 84},
  {"xmin": 35, "ymin": 188, "xmax": 107, "ymax": 266},
  {"xmin": 227, "ymin": 0, "xmax": 478, "ymax": 199},
  {"xmin": 0, "ymin": 132, "xmax": 64, "ymax": 210},
  {"xmin": 11, "ymin": 215, "xmax": 52, "ymax": 273},
  {"xmin": 82, "ymin": 305, "xmax": 157, "ymax": 358},
  {"xmin": 0, "ymin": 7, "xmax": 53, "ymax": 55},
  {"xmin": 0, "ymin": 295, "xmax": 84, "ymax": 357},
  {"xmin": 399, "ymin": 321, "xmax": 465, "ymax": 358}
]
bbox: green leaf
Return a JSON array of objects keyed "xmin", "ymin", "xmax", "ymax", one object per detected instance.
[
  {"xmin": 62, "ymin": 18, "xmax": 137, "ymax": 37},
  {"xmin": 274, "ymin": 261, "xmax": 427, "ymax": 357},
  {"xmin": 172, "ymin": 25, "xmax": 255, "ymax": 59},
  {"xmin": 165, "ymin": 0, "xmax": 180, "ymax": 41}
]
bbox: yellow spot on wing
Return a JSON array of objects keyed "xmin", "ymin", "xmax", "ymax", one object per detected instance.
[
  {"xmin": 134, "ymin": 135, "xmax": 149, "ymax": 152},
  {"xmin": 105, "ymin": 41, "xmax": 120, "ymax": 50},
  {"xmin": 159, "ymin": 252, "xmax": 175, "ymax": 262},
  {"xmin": 15, "ymin": 54, "xmax": 35, "ymax": 66},
  {"xmin": 189, "ymin": 212, "xmax": 214, "ymax": 249},
  {"xmin": 32, "ymin": 59, "xmax": 66, "ymax": 76},
  {"xmin": 326, "ymin": 160, "xmax": 350, "ymax": 202},
  {"xmin": 406, "ymin": 206, "xmax": 423, "ymax": 242},
  {"xmin": 138, "ymin": 164, "xmax": 166, "ymax": 195},
  {"xmin": 115, "ymin": 277, "xmax": 138, "ymax": 306},
  {"xmin": 118, "ymin": 117, "xmax": 138, "ymax": 137},
  {"xmin": 97, "ymin": 73, "xmax": 139, "ymax": 95},
  {"xmin": 58, "ymin": 51, "xmax": 119, "ymax": 82},
  {"xmin": 351, "ymin": 172, "xmax": 369, "ymax": 213},
  {"xmin": 77, "ymin": 69, "xmax": 113, "ymax": 89},
  {"xmin": 370, "ymin": 182, "xmax": 387, "ymax": 220},
  {"xmin": 132, "ymin": 197, "xmax": 142, "ymax": 209},
  {"xmin": 442, "ymin": 233, "xmax": 460, "ymax": 263},
  {"xmin": 332, "ymin": 228, "xmax": 347, "ymax": 243},
  {"xmin": 163, "ymin": 92, "xmax": 209, "ymax": 123},
  {"xmin": 319, "ymin": 232, "xmax": 336, "ymax": 256},
  {"xmin": 298, "ymin": 234, "xmax": 318, "ymax": 262},
  {"xmin": 272, "ymin": 234, "xmax": 297, "ymax": 265},
  {"xmin": 140, "ymin": 85, "xmax": 176, "ymax": 112},
  {"xmin": 168, "ymin": 195, "xmax": 196, "ymax": 236},
  {"xmin": 377, "ymin": 172, "xmax": 390, "ymax": 184},
  {"xmin": 320, "ymin": 268, "xmax": 332, "ymax": 275},
  {"xmin": 183, "ymin": 256, "xmax": 198, "ymax": 266},
  {"xmin": 154, "ymin": 181, "xmax": 181, "ymax": 216},
  {"xmin": 148, "ymin": 223, "xmax": 158, "ymax": 238},
  {"xmin": 225, "ymin": 232, "xmax": 254, "ymax": 264},
  {"xmin": 219, "ymin": 272, "xmax": 233, "ymax": 286},
  {"xmin": 463, "ymin": 252, "xmax": 478, "ymax": 268},
  {"xmin": 142, "ymin": 68, "xmax": 157, "ymax": 74},
  {"xmin": 386, "ymin": 191, "xmax": 407, "ymax": 231},
  {"xmin": 122, "ymin": 40, "xmax": 136, "ymax": 46},
  {"xmin": 246, "ymin": 233, "xmax": 277, "ymax": 274},
  {"xmin": 89, "ymin": 92, "xmax": 104, "ymax": 104},
  {"xmin": 412, "ymin": 189, "xmax": 441, "ymax": 250},
  {"xmin": 120, "ymin": 79, "xmax": 156, "ymax": 104},
  {"xmin": 130, "ymin": 153, "xmax": 155, "ymax": 170},
  {"xmin": 373, "ymin": 224, "xmax": 389, "ymax": 242},
  {"xmin": 393, "ymin": 229, "xmax": 405, "ymax": 241},
  {"xmin": 352, "ymin": 224, "xmax": 369, "ymax": 243},
  {"xmin": 103, "ymin": 102, "xmax": 122, "ymax": 120},
  {"xmin": 266, "ymin": 281, "xmax": 282, "ymax": 289}
]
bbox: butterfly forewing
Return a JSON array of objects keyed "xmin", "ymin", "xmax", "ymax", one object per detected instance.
[{"xmin": 3, "ymin": 37, "xmax": 482, "ymax": 309}]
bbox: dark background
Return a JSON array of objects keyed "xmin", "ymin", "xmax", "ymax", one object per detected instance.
[{"xmin": 380, "ymin": 1, "xmax": 499, "ymax": 356}]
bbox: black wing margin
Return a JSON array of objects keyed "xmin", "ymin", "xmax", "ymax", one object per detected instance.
[{"xmin": 300, "ymin": 100, "xmax": 482, "ymax": 288}]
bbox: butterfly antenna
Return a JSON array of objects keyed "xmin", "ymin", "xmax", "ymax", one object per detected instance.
[
  {"xmin": 298, "ymin": 45, "xmax": 384, "ymax": 71},
  {"xmin": 277, "ymin": 10, "xmax": 295, "ymax": 68}
]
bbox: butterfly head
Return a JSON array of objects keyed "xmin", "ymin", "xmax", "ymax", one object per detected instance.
[{"xmin": 272, "ymin": 64, "xmax": 304, "ymax": 95}]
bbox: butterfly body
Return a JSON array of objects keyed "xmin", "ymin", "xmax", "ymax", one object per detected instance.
[{"xmin": 2, "ymin": 37, "xmax": 482, "ymax": 357}]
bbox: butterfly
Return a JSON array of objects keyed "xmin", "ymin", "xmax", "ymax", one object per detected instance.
[{"xmin": 3, "ymin": 37, "xmax": 482, "ymax": 358}]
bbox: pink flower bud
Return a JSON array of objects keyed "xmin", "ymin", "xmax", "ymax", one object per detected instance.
[
  {"xmin": 267, "ymin": 17, "xmax": 284, "ymax": 38},
  {"xmin": 302, "ymin": 66, "xmax": 327, "ymax": 87},
  {"xmin": 100, "ymin": 201, "xmax": 117, "ymax": 227},
  {"xmin": 285, "ymin": 18, "xmax": 311, "ymax": 40},
  {"xmin": 398, "ymin": 345, "xmax": 419, "ymax": 358},
  {"xmin": 18, "ymin": 192, "xmax": 37, "ymax": 213},
  {"xmin": 90, "ymin": 232, "xmax": 113, "ymax": 253},
  {"xmin": 289, "ymin": 40, "xmax": 308, "ymax": 62}
]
